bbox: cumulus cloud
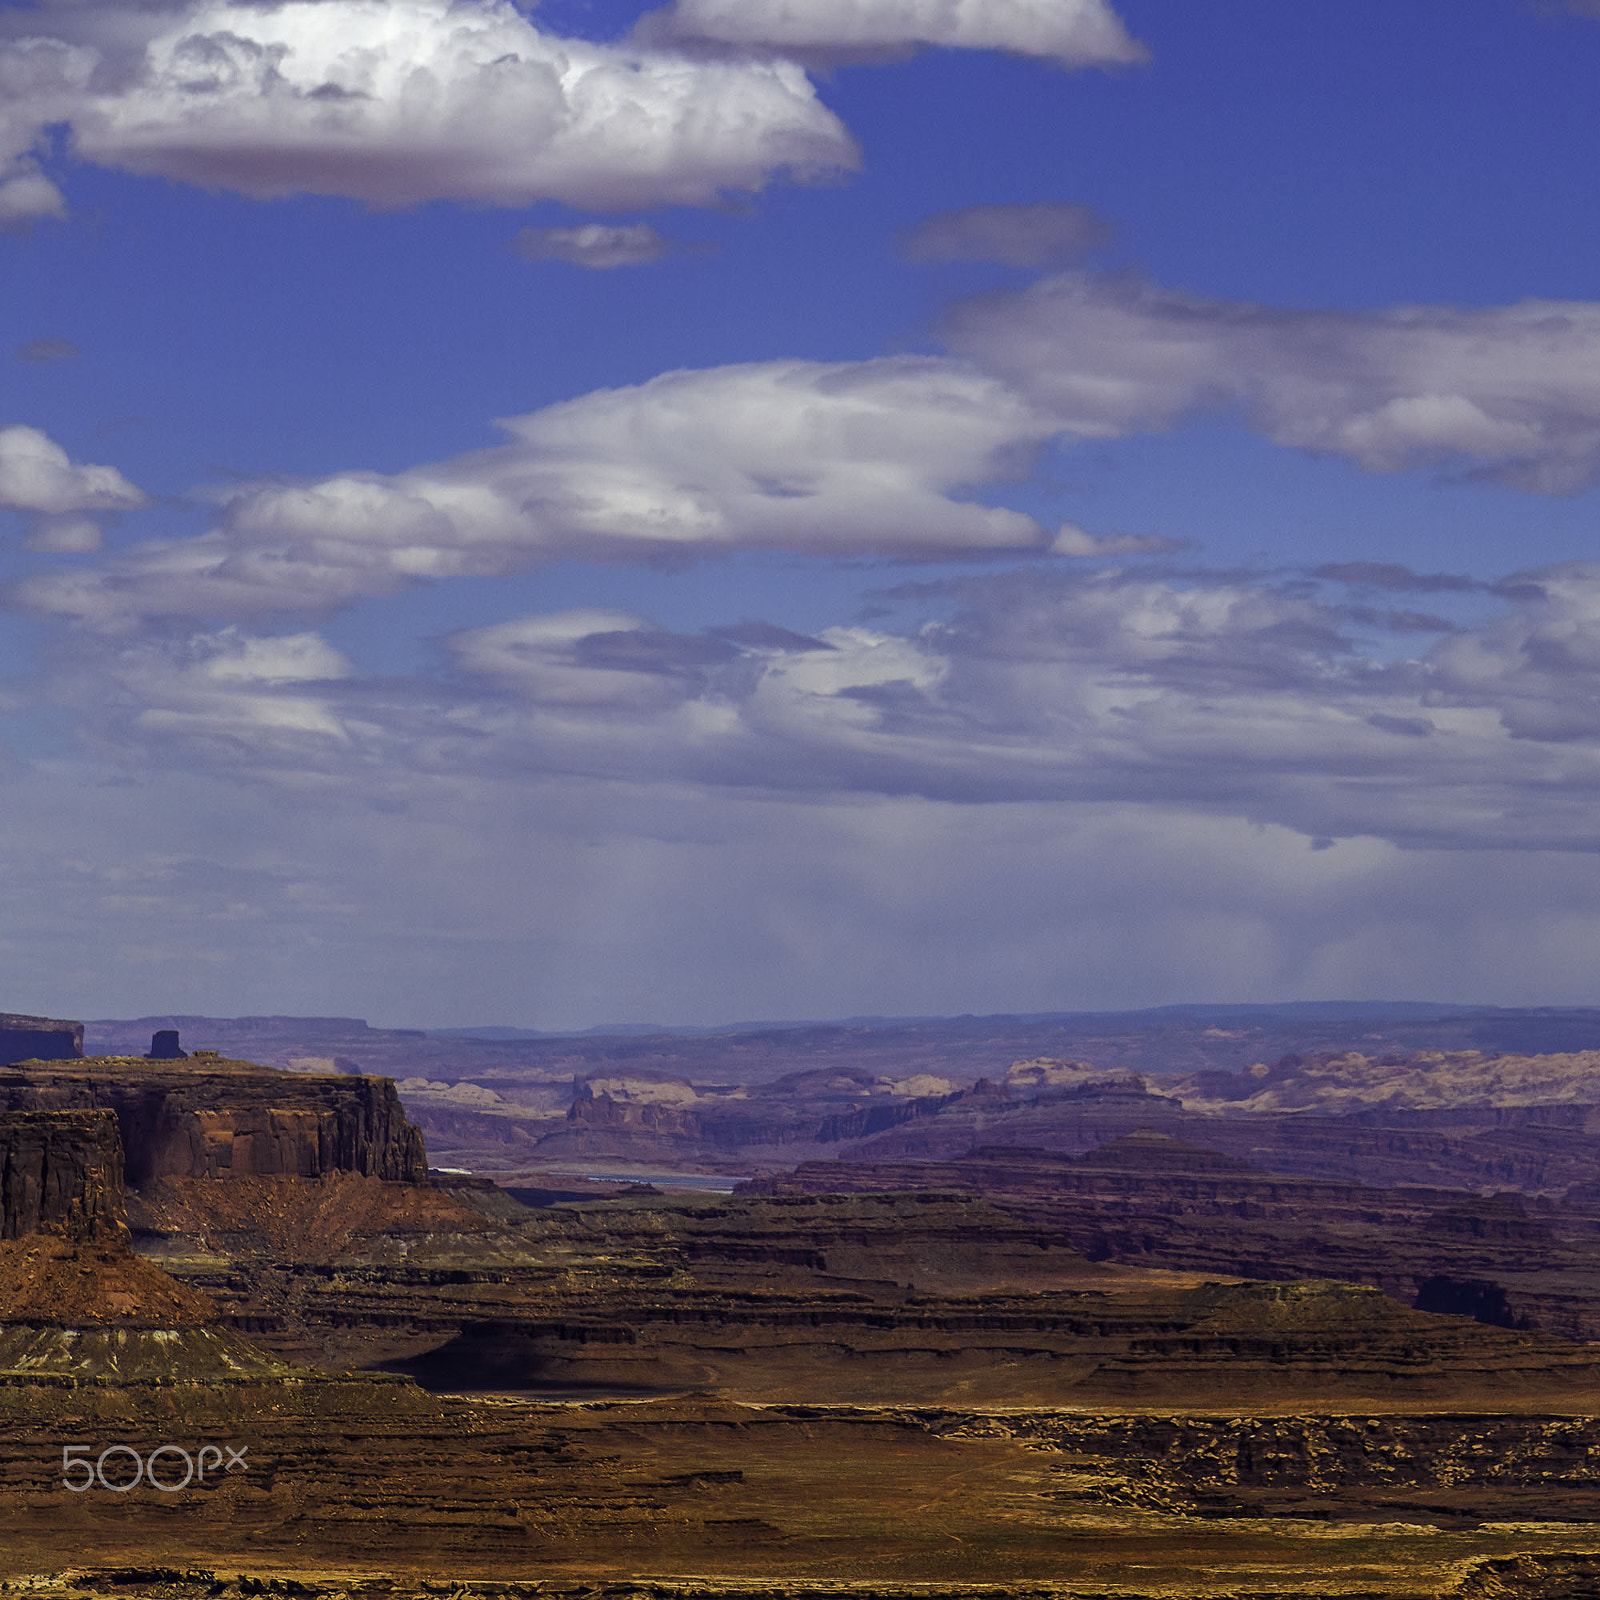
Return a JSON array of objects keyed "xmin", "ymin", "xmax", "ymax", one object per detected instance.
[
  {"xmin": 944, "ymin": 271, "xmax": 1600, "ymax": 492},
  {"xmin": 903, "ymin": 202, "xmax": 1114, "ymax": 267},
  {"xmin": 0, "ymin": 0, "xmax": 855, "ymax": 213},
  {"xmin": 14, "ymin": 338, "xmax": 80, "ymax": 363},
  {"xmin": 12, "ymin": 358, "xmax": 1064, "ymax": 626},
  {"xmin": 0, "ymin": 426, "xmax": 147, "ymax": 517},
  {"xmin": 637, "ymin": 0, "xmax": 1147, "ymax": 67},
  {"xmin": 510, "ymin": 222, "xmax": 677, "ymax": 270},
  {"xmin": 25, "ymin": 264, "xmax": 1600, "ymax": 639}
]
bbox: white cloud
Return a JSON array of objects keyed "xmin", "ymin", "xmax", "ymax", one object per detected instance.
[
  {"xmin": 93, "ymin": 628, "xmax": 357, "ymax": 752},
  {"xmin": 0, "ymin": 426, "xmax": 147, "ymax": 517},
  {"xmin": 637, "ymin": 0, "xmax": 1147, "ymax": 67},
  {"xmin": 0, "ymin": 0, "xmax": 855, "ymax": 213},
  {"xmin": 944, "ymin": 271, "xmax": 1600, "ymax": 492},
  {"xmin": 25, "ymin": 262, "xmax": 1600, "ymax": 645},
  {"xmin": 12, "ymin": 358, "xmax": 1060, "ymax": 626},
  {"xmin": 510, "ymin": 222, "xmax": 676, "ymax": 269},
  {"xmin": 1424, "ymin": 563, "xmax": 1600, "ymax": 742},
  {"xmin": 0, "ymin": 167, "xmax": 66, "ymax": 231},
  {"xmin": 903, "ymin": 201, "xmax": 1114, "ymax": 267}
]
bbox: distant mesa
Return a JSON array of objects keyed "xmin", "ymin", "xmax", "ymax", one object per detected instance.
[
  {"xmin": 0, "ymin": 1012, "xmax": 82, "ymax": 1067},
  {"xmin": 145, "ymin": 1027, "xmax": 187, "ymax": 1060}
]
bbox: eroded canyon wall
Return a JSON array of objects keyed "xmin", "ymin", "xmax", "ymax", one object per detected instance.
[
  {"xmin": 0, "ymin": 1059, "xmax": 427, "ymax": 1186},
  {"xmin": 0, "ymin": 1109, "xmax": 125, "ymax": 1241}
]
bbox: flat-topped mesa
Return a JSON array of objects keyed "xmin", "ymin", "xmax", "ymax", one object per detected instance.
[
  {"xmin": 0, "ymin": 1055, "xmax": 428, "ymax": 1187},
  {"xmin": 0, "ymin": 1109, "xmax": 126, "ymax": 1242},
  {"xmin": 0, "ymin": 1013, "xmax": 82, "ymax": 1066}
]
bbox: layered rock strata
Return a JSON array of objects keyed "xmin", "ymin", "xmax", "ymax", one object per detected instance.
[
  {"xmin": 0, "ymin": 1123, "xmax": 299, "ymax": 1385},
  {"xmin": 1179, "ymin": 1046, "xmax": 1600, "ymax": 1113},
  {"xmin": 0, "ymin": 1057, "xmax": 428, "ymax": 1185},
  {"xmin": 124, "ymin": 1182, "xmax": 1600, "ymax": 1407},
  {"xmin": 448, "ymin": 1056, "xmax": 1600, "ymax": 1194},
  {"xmin": 374, "ymin": 1276, "xmax": 1600, "ymax": 1407},
  {"xmin": 8, "ymin": 1397, "xmax": 1600, "ymax": 1589},
  {"xmin": 816, "ymin": 1078, "xmax": 1600, "ymax": 1193},
  {"xmin": 0, "ymin": 1109, "xmax": 126, "ymax": 1242},
  {"xmin": 14, "ymin": 1563, "xmax": 1600, "ymax": 1600},
  {"xmin": 750, "ymin": 1133, "xmax": 1600, "ymax": 1340}
]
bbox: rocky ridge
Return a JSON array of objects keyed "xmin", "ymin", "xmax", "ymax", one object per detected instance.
[
  {"xmin": 1179, "ymin": 1047, "xmax": 1600, "ymax": 1113},
  {"xmin": 125, "ymin": 1175, "xmax": 1600, "ymax": 1409}
]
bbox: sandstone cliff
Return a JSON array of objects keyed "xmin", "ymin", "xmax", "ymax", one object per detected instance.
[
  {"xmin": 0, "ymin": 1057, "xmax": 428, "ymax": 1185},
  {"xmin": 0, "ymin": 1107, "xmax": 288, "ymax": 1372},
  {"xmin": 0, "ymin": 1108, "xmax": 125, "ymax": 1242}
]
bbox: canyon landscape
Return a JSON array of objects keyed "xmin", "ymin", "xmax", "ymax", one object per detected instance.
[
  {"xmin": 2, "ymin": 1008, "xmax": 1600, "ymax": 1594},
  {"xmin": 18, "ymin": 3, "xmax": 1600, "ymax": 1594}
]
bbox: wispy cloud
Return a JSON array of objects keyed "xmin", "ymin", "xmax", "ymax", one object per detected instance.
[
  {"xmin": 0, "ymin": 168, "xmax": 67, "ymax": 232},
  {"xmin": 14, "ymin": 338, "xmax": 80, "ymax": 363},
  {"xmin": 510, "ymin": 223, "xmax": 680, "ymax": 270},
  {"xmin": 1051, "ymin": 524, "xmax": 1186, "ymax": 557},
  {"xmin": 903, "ymin": 202, "xmax": 1114, "ymax": 268},
  {"xmin": 635, "ymin": 0, "xmax": 1147, "ymax": 67}
]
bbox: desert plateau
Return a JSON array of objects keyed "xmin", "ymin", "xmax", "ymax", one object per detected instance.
[{"xmin": 0, "ymin": 1007, "xmax": 1596, "ymax": 1593}]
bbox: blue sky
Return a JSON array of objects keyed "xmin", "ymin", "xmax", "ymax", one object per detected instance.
[{"xmin": 6, "ymin": 0, "xmax": 1600, "ymax": 1027}]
